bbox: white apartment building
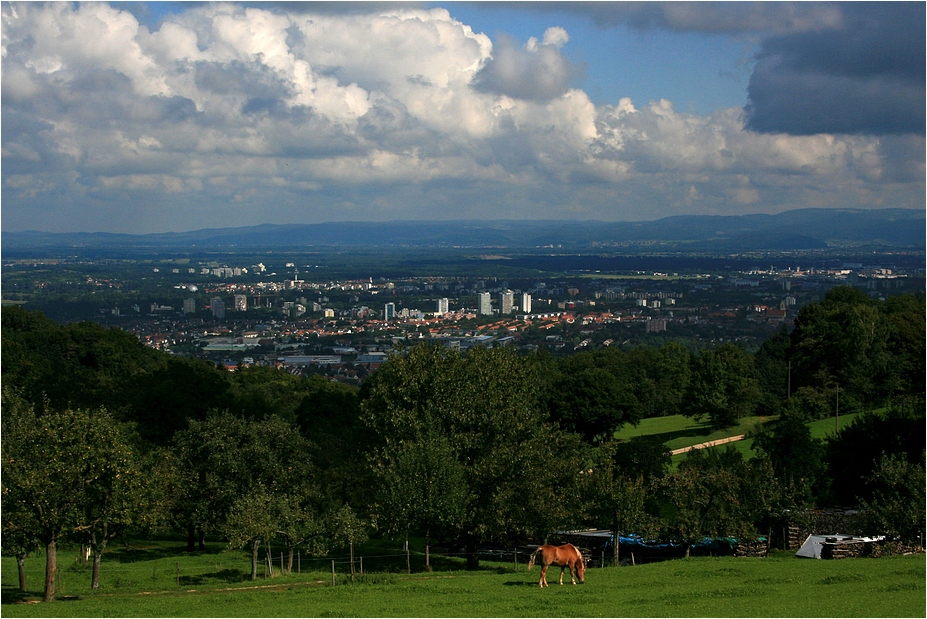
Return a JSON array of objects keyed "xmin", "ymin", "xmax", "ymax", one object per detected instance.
[
  {"xmin": 521, "ymin": 292, "xmax": 532, "ymax": 314},
  {"xmin": 478, "ymin": 292, "xmax": 492, "ymax": 316},
  {"xmin": 500, "ymin": 290, "xmax": 514, "ymax": 315},
  {"xmin": 437, "ymin": 298, "xmax": 450, "ymax": 315}
]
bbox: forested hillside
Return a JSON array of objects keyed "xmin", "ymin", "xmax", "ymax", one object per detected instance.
[{"xmin": 2, "ymin": 287, "xmax": 924, "ymax": 602}]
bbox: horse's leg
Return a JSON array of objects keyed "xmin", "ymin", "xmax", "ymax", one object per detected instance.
[
  {"xmin": 539, "ymin": 564, "xmax": 548, "ymax": 588},
  {"xmin": 568, "ymin": 562, "xmax": 577, "ymax": 585},
  {"xmin": 559, "ymin": 565, "xmax": 566, "ymax": 585}
]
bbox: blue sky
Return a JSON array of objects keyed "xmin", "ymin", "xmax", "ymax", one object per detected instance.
[
  {"xmin": 436, "ymin": 3, "xmax": 758, "ymax": 113},
  {"xmin": 2, "ymin": 2, "xmax": 923, "ymax": 234}
]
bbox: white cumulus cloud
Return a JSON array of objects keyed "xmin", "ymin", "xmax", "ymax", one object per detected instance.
[{"xmin": 0, "ymin": 2, "xmax": 922, "ymax": 232}]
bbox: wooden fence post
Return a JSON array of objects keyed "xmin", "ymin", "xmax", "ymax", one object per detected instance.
[{"xmin": 331, "ymin": 560, "xmax": 336, "ymax": 586}]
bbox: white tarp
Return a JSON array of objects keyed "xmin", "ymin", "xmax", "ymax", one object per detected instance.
[{"xmin": 795, "ymin": 534, "xmax": 883, "ymax": 559}]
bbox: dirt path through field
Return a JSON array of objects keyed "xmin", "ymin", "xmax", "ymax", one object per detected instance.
[{"xmin": 670, "ymin": 435, "xmax": 745, "ymax": 455}]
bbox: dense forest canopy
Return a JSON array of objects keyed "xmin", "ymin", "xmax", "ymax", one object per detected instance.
[{"xmin": 2, "ymin": 287, "xmax": 924, "ymax": 601}]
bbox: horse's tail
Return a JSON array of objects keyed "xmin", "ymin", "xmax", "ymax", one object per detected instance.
[{"xmin": 527, "ymin": 547, "xmax": 541, "ymax": 571}]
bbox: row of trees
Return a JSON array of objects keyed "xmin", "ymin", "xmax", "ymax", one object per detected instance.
[{"xmin": 2, "ymin": 288, "xmax": 924, "ymax": 602}]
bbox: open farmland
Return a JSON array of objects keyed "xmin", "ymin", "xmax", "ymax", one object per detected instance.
[{"xmin": 2, "ymin": 544, "xmax": 923, "ymax": 617}]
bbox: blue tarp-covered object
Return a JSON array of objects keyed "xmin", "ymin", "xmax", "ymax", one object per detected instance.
[{"xmin": 603, "ymin": 535, "xmax": 739, "ymax": 563}]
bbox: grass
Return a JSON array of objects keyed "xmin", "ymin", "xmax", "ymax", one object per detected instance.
[
  {"xmin": 615, "ymin": 414, "xmax": 768, "ymax": 451},
  {"xmin": 807, "ymin": 411, "xmax": 863, "ymax": 440},
  {"xmin": 616, "ymin": 412, "xmax": 867, "ymax": 468},
  {"xmin": 3, "ymin": 543, "xmax": 923, "ymax": 617}
]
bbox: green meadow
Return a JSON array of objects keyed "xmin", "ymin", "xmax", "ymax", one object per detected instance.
[
  {"xmin": 613, "ymin": 413, "xmax": 865, "ymax": 468},
  {"xmin": 2, "ymin": 541, "xmax": 923, "ymax": 618}
]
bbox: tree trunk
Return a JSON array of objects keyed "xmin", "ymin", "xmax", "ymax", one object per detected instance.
[
  {"xmin": 250, "ymin": 539, "xmax": 260, "ymax": 581},
  {"xmin": 17, "ymin": 554, "xmax": 27, "ymax": 592},
  {"xmin": 90, "ymin": 526, "xmax": 109, "ymax": 590},
  {"xmin": 613, "ymin": 528, "xmax": 620, "ymax": 567},
  {"xmin": 286, "ymin": 542, "xmax": 294, "ymax": 573},
  {"xmin": 187, "ymin": 524, "xmax": 196, "ymax": 552},
  {"xmin": 91, "ymin": 549, "xmax": 103, "ymax": 590},
  {"xmin": 465, "ymin": 536, "xmax": 479, "ymax": 570},
  {"xmin": 198, "ymin": 529, "xmax": 206, "ymax": 551},
  {"xmin": 43, "ymin": 537, "xmax": 57, "ymax": 603}
]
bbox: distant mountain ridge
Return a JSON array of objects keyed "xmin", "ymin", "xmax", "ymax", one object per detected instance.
[{"xmin": 3, "ymin": 208, "xmax": 924, "ymax": 251}]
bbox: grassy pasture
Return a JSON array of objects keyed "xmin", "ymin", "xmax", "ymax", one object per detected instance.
[
  {"xmin": 614, "ymin": 412, "xmax": 866, "ymax": 468},
  {"xmin": 613, "ymin": 414, "xmax": 768, "ymax": 452},
  {"xmin": 2, "ymin": 543, "xmax": 923, "ymax": 617}
]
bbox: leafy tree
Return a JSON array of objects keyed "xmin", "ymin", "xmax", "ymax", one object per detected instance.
[
  {"xmin": 662, "ymin": 447, "xmax": 777, "ymax": 556},
  {"xmin": 330, "ymin": 504, "xmax": 370, "ymax": 574},
  {"xmin": 649, "ymin": 342, "xmax": 693, "ymax": 417},
  {"xmin": 1, "ymin": 502, "xmax": 41, "ymax": 593},
  {"xmin": 686, "ymin": 343, "xmax": 762, "ymax": 428},
  {"xmin": 223, "ymin": 487, "xmax": 277, "ymax": 580},
  {"xmin": 171, "ymin": 412, "xmax": 323, "ymax": 556},
  {"xmin": 611, "ymin": 435, "xmax": 671, "ymax": 482},
  {"xmin": 752, "ymin": 416, "xmax": 826, "ymax": 502},
  {"xmin": 781, "ymin": 386, "xmax": 832, "ymax": 422},
  {"xmin": 273, "ymin": 491, "xmax": 331, "ymax": 573},
  {"xmin": 824, "ymin": 404, "xmax": 925, "ymax": 506},
  {"xmin": 547, "ymin": 348, "xmax": 642, "ymax": 442},
  {"xmin": 0, "ymin": 390, "xmax": 136, "ymax": 601},
  {"xmin": 583, "ymin": 443, "xmax": 660, "ymax": 566},
  {"xmin": 75, "ymin": 416, "xmax": 145, "ymax": 590},
  {"xmin": 550, "ymin": 365, "xmax": 640, "ymax": 443},
  {"xmin": 754, "ymin": 326, "xmax": 791, "ymax": 414},
  {"xmin": 1, "ymin": 306, "xmax": 165, "ymax": 415},
  {"xmin": 787, "ymin": 287, "xmax": 922, "ymax": 408},
  {"xmin": 362, "ymin": 344, "xmax": 586, "ymax": 569},
  {"xmin": 228, "ymin": 365, "xmax": 311, "ymax": 424},
  {"xmin": 127, "ymin": 356, "xmax": 233, "ymax": 445},
  {"xmin": 372, "ymin": 432, "xmax": 468, "ymax": 549},
  {"xmin": 858, "ymin": 452, "xmax": 926, "ymax": 543},
  {"xmin": 295, "ymin": 375, "xmax": 370, "ymax": 505},
  {"xmin": 882, "ymin": 294, "xmax": 926, "ymax": 398}
]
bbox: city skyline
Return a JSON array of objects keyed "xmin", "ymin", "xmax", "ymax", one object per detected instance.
[{"xmin": 2, "ymin": 2, "xmax": 923, "ymax": 234}]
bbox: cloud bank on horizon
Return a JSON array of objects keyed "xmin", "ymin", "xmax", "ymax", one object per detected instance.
[{"xmin": 1, "ymin": 1, "xmax": 923, "ymax": 234}]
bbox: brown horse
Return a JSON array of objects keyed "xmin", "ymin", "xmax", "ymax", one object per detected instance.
[{"xmin": 527, "ymin": 543, "xmax": 586, "ymax": 587}]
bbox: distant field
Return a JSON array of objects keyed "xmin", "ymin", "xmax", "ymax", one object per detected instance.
[
  {"xmin": 615, "ymin": 412, "xmax": 864, "ymax": 468},
  {"xmin": 2, "ymin": 546, "xmax": 923, "ymax": 617},
  {"xmin": 614, "ymin": 414, "xmax": 768, "ymax": 452}
]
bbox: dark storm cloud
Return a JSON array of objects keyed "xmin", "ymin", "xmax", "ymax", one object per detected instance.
[
  {"xmin": 745, "ymin": 2, "xmax": 926, "ymax": 135},
  {"xmin": 508, "ymin": 1, "xmax": 845, "ymax": 34}
]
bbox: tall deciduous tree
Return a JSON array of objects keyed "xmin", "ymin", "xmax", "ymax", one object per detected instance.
[
  {"xmin": 686, "ymin": 343, "xmax": 762, "ymax": 429},
  {"xmin": 74, "ymin": 416, "xmax": 144, "ymax": 590},
  {"xmin": 584, "ymin": 443, "xmax": 660, "ymax": 566},
  {"xmin": 223, "ymin": 487, "xmax": 277, "ymax": 580},
  {"xmin": 858, "ymin": 452, "xmax": 926, "ymax": 543},
  {"xmin": 172, "ymin": 411, "xmax": 325, "ymax": 558},
  {"xmin": 662, "ymin": 447, "xmax": 778, "ymax": 556},
  {"xmin": 1, "ymin": 389, "xmax": 137, "ymax": 601},
  {"xmin": 788, "ymin": 287, "xmax": 925, "ymax": 411},
  {"xmin": 362, "ymin": 344, "xmax": 585, "ymax": 569}
]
